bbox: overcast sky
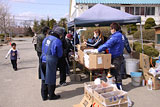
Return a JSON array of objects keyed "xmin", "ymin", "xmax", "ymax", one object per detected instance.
[{"xmin": 3, "ymin": 0, "xmax": 70, "ymax": 21}]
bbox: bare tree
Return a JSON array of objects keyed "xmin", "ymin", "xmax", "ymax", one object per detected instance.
[{"xmin": 0, "ymin": 1, "xmax": 15, "ymax": 41}]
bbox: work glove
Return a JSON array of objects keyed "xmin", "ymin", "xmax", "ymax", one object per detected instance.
[{"xmin": 92, "ymin": 49, "xmax": 99, "ymax": 53}]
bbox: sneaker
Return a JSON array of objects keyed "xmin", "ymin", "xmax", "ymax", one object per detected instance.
[
  {"xmin": 60, "ymin": 82, "xmax": 67, "ymax": 86},
  {"xmin": 49, "ymin": 95, "xmax": 61, "ymax": 100}
]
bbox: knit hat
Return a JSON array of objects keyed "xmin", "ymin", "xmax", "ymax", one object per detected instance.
[
  {"xmin": 52, "ymin": 26, "xmax": 65, "ymax": 36},
  {"xmin": 66, "ymin": 33, "xmax": 73, "ymax": 39}
]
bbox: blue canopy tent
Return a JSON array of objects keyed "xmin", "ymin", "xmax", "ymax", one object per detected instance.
[
  {"xmin": 68, "ymin": 4, "xmax": 141, "ymax": 27},
  {"xmin": 68, "ymin": 4, "xmax": 143, "ymax": 52}
]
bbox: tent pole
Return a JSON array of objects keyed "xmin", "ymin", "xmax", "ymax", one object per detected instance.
[
  {"xmin": 140, "ymin": 22, "xmax": 144, "ymax": 53},
  {"xmin": 73, "ymin": 24, "xmax": 77, "ymax": 74}
]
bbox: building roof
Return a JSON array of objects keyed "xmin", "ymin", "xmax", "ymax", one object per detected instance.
[{"xmin": 76, "ymin": 0, "xmax": 160, "ymax": 5}]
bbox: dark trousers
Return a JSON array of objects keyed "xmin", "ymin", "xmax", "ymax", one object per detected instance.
[
  {"xmin": 37, "ymin": 51, "xmax": 42, "ymax": 79},
  {"xmin": 110, "ymin": 55, "xmax": 123, "ymax": 83},
  {"xmin": 11, "ymin": 60, "xmax": 17, "ymax": 70},
  {"xmin": 57, "ymin": 57, "xmax": 67, "ymax": 84},
  {"xmin": 120, "ymin": 57, "xmax": 126, "ymax": 76},
  {"xmin": 34, "ymin": 44, "xmax": 37, "ymax": 51},
  {"xmin": 41, "ymin": 63, "xmax": 56, "ymax": 100}
]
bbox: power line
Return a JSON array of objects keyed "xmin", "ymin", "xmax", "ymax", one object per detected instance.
[{"xmin": 11, "ymin": 1, "xmax": 69, "ymax": 6}]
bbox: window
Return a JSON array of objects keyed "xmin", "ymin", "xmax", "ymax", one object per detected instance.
[
  {"xmin": 125, "ymin": 7, "xmax": 129, "ymax": 13},
  {"xmin": 146, "ymin": 7, "xmax": 155, "ymax": 15},
  {"xmin": 130, "ymin": 7, "xmax": 134, "ymax": 14},
  {"xmin": 135, "ymin": 7, "xmax": 140, "ymax": 15},
  {"xmin": 135, "ymin": 7, "xmax": 145, "ymax": 15},
  {"xmin": 125, "ymin": 7, "xmax": 155, "ymax": 16},
  {"xmin": 141, "ymin": 7, "xmax": 145, "ymax": 15},
  {"xmin": 125, "ymin": 7, "xmax": 134, "ymax": 15}
]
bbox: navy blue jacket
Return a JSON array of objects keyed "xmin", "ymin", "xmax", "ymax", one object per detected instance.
[
  {"xmin": 122, "ymin": 35, "xmax": 131, "ymax": 53},
  {"xmin": 98, "ymin": 31, "xmax": 124, "ymax": 58},
  {"xmin": 87, "ymin": 36, "xmax": 103, "ymax": 48},
  {"xmin": 41, "ymin": 35, "xmax": 63, "ymax": 62}
]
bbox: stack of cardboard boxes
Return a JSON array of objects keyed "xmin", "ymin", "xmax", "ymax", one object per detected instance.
[
  {"xmin": 77, "ymin": 44, "xmax": 111, "ymax": 69},
  {"xmin": 73, "ymin": 81, "xmax": 128, "ymax": 107},
  {"xmin": 140, "ymin": 53, "xmax": 160, "ymax": 90}
]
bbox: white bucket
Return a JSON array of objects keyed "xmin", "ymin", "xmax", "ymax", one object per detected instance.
[
  {"xmin": 131, "ymin": 77, "xmax": 142, "ymax": 86},
  {"xmin": 125, "ymin": 59, "xmax": 139, "ymax": 75}
]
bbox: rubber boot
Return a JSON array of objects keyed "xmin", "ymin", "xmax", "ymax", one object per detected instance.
[
  {"xmin": 48, "ymin": 85, "xmax": 61, "ymax": 100},
  {"xmin": 116, "ymin": 83, "xmax": 122, "ymax": 90},
  {"xmin": 41, "ymin": 80, "xmax": 48, "ymax": 101}
]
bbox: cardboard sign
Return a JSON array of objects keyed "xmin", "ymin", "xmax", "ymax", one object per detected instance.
[{"xmin": 140, "ymin": 53, "xmax": 150, "ymax": 70}]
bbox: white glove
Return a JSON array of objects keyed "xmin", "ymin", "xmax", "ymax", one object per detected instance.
[{"xmin": 92, "ymin": 49, "xmax": 99, "ymax": 53}]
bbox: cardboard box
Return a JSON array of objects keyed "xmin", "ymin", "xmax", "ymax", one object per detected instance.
[
  {"xmin": 145, "ymin": 72, "xmax": 160, "ymax": 90},
  {"xmin": 141, "ymin": 53, "xmax": 160, "ymax": 90},
  {"xmin": 77, "ymin": 44, "xmax": 93, "ymax": 51},
  {"xmin": 78, "ymin": 50, "xmax": 84, "ymax": 64},
  {"xmin": 84, "ymin": 88, "xmax": 94, "ymax": 103},
  {"xmin": 93, "ymin": 97, "xmax": 128, "ymax": 107},
  {"xmin": 140, "ymin": 53, "xmax": 150, "ymax": 70},
  {"xmin": 103, "ymin": 54, "xmax": 111, "ymax": 69},
  {"xmin": 98, "ymin": 90, "xmax": 128, "ymax": 105},
  {"xmin": 84, "ymin": 53, "xmax": 111, "ymax": 69},
  {"xmin": 73, "ymin": 96, "xmax": 92, "ymax": 107},
  {"xmin": 94, "ymin": 87, "xmax": 116, "ymax": 100},
  {"xmin": 84, "ymin": 81, "xmax": 111, "ymax": 93}
]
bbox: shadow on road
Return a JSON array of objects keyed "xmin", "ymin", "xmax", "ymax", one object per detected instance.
[
  {"xmin": 14, "ymin": 39, "xmax": 26, "ymax": 42},
  {"xmin": 58, "ymin": 87, "xmax": 84, "ymax": 99},
  {"xmin": 18, "ymin": 66, "xmax": 36, "ymax": 70},
  {"xmin": 123, "ymin": 82, "xmax": 142, "ymax": 92}
]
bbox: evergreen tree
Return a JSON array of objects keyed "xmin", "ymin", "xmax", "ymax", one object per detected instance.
[
  {"xmin": 49, "ymin": 19, "xmax": 57, "ymax": 29},
  {"xmin": 58, "ymin": 18, "xmax": 67, "ymax": 31},
  {"xmin": 33, "ymin": 20, "xmax": 40, "ymax": 33},
  {"xmin": 144, "ymin": 18, "xmax": 156, "ymax": 29}
]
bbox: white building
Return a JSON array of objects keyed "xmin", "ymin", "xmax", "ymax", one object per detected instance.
[{"xmin": 69, "ymin": 0, "xmax": 160, "ymax": 25}]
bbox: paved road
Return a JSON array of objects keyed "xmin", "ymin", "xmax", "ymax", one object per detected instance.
[{"xmin": 0, "ymin": 37, "xmax": 160, "ymax": 107}]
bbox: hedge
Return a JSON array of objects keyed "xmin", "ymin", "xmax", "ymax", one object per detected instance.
[
  {"xmin": 133, "ymin": 41, "xmax": 159, "ymax": 57},
  {"xmin": 133, "ymin": 29, "xmax": 155, "ymax": 41},
  {"xmin": 0, "ymin": 34, "xmax": 5, "ymax": 39}
]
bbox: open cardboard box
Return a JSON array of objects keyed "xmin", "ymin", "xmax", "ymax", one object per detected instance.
[
  {"xmin": 94, "ymin": 86, "xmax": 117, "ymax": 100},
  {"xmin": 143, "ymin": 68, "xmax": 160, "ymax": 90},
  {"xmin": 84, "ymin": 81, "xmax": 111, "ymax": 94},
  {"xmin": 140, "ymin": 53, "xmax": 160, "ymax": 90},
  {"xmin": 98, "ymin": 90, "xmax": 128, "ymax": 105},
  {"xmin": 93, "ymin": 96, "xmax": 128, "ymax": 107}
]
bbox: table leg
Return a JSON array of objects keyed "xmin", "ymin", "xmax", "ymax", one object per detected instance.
[
  {"xmin": 73, "ymin": 60, "xmax": 76, "ymax": 74},
  {"xmin": 90, "ymin": 71, "xmax": 92, "ymax": 81}
]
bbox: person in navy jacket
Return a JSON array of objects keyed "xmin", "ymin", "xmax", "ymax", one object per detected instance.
[
  {"xmin": 120, "ymin": 29, "xmax": 132, "ymax": 79},
  {"xmin": 40, "ymin": 27, "xmax": 64, "ymax": 100},
  {"xmin": 93, "ymin": 23, "xmax": 124, "ymax": 90},
  {"xmin": 85, "ymin": 29, "xmax": 104, "ymax": 48}
]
